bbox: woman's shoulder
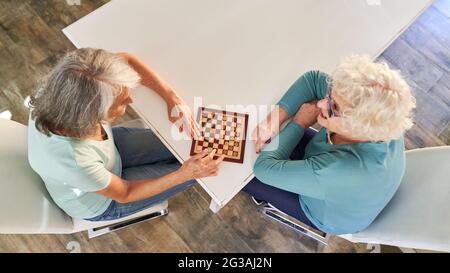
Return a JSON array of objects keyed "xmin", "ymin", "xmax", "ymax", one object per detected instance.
[
  {"xmin": 300, "ymin": 70, "xmax": 330, "ymax": 99},
  {"xmin": 309, "ymin": 138, "xmax": 404, "ymax": 169},
  {"xmin": 353, "ymin": 137, "xmax": 405, "ymax": 161}
]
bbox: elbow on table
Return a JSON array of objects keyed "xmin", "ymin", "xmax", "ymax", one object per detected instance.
[{"xmin": 253, "ymin": 156, "xmax": 270, "ymax": 182}]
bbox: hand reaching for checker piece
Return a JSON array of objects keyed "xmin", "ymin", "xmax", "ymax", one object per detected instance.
[{"xmin": 180, "ymin": 149, "xmax": 225, "ymax": 179}]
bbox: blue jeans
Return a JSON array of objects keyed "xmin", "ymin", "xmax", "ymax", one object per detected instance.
[
  {"xmin": 85, "ymin": 127, "xmax": 196, "ymax": 221},
  {"xmin": 242, "ymin": 128, "xmax": 319, "ymax": 229}
]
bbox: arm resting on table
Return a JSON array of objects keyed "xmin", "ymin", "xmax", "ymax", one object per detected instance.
[{"xmin": 254, "ymin": 121, "xmax": 324, "ymax": 199}]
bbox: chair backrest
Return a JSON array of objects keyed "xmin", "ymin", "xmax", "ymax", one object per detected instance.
[
  {"xmin": 0, "ymin": 118, "xmax": 74, "ymax": 234},
  {"xmin": 342, "ymin": 146, "xmax": 450, "ymax": 252}
]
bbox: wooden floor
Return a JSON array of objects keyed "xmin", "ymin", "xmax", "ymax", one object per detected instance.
[{"xmin": 0, "ymin": 0, "xmax": 448, "ymax": 253}]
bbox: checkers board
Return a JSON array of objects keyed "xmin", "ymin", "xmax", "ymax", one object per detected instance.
[{"xmin": 190, "ymin": 107, "xmax": 249, "ymax": 163}]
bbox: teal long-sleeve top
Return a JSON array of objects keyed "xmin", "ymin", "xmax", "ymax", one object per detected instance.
[{"xmin": 254, "ymin": 71, "xmax": 405, "ymax": 235}]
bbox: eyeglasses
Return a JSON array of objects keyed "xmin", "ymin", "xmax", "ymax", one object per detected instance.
[
  {"xmin": 325, "ymin": 83, "xmax": 339, "ymax": 118},
  {"xmin": 325, "ymin": 81, "xmax": 340, "ymax": 145}
]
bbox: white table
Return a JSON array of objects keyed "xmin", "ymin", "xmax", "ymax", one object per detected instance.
[{"xmin": 63, "ymin": 0, "xmax": 432, "ymax": 212}]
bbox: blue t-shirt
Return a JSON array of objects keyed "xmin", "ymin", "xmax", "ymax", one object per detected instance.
[{"xmin": 28, "ymin": 114, "xmax": 121, "ymax": 219}]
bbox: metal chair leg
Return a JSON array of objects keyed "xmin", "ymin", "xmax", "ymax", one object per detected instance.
[
  {"xmin": 87, "ymin": 208, "xmax": 169, "ymax": 239},
  {"xmin": 261, "ymin": 204, "xmax": 329, "ymax": 245},
  {"xmin": 250, "ymin": 196, "xmax": 267, "ymax": 206}
]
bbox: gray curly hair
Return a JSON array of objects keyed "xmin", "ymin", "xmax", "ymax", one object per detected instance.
[{"xmin": 29, "ymin": 48, "xmax": 140, "ymax": 138}]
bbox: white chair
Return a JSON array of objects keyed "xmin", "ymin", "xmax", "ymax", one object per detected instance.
[
  {"xmin": 0, "ymin": 118, "xmax": 168, "ymax": 239},
  {"xmin": 340, "ymin": 146, "xmax": 450, "ymax": 252},
  {"xmin": 260, "ymin": 144, "xmax": 450, "ymax": 252}
]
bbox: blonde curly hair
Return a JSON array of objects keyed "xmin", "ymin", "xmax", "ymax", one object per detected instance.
[{"xmin": 331, "ymin": 55, "xmax": 416, "ymax": 142}]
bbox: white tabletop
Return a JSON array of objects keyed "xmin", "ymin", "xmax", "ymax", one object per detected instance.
[{"xmin": 63, "ymin": 0, "xmax": 432, "ymax": 212}]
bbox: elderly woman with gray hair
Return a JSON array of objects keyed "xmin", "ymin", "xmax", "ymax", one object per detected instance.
[
  {"xmin": 244, "ymin": 55, "xmax": 416, "ymax": 235},
  {"xmin": 28, "ymin": 48, "xmax": 224, "ymax": 221}
]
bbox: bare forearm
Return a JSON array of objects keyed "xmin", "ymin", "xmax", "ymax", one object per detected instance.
[
  {"xmin": 122, "ymin": 169, "xmax": 191, "ymax": 203},
  {"xmin": 267, "ymin": 107, "xmax": 289, "ymax": 130},
  {"xmin": 277, "ymin": 107, "xmax": 289, "ymax": 126},
  {"xmin": 120, "ymin": 52, "xmax": 175, "ymax": 102}
]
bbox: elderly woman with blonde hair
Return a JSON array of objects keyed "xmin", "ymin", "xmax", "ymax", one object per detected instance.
[
  {"xmin": 244, "ymin": 55, "xmax": 416, "ymax": 235},
  {"xmin": 28, "ymin": 48, "xmax": 224, "ymax": 221}
]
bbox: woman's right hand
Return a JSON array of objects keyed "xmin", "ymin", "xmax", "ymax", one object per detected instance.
[
  {"xmin": 179, "ymin": 149, "xmax": 225, "ymax": 180},
  {"xmin": 253, "ymin": 107, "xmax": 289, "ymax": 153},
  {"xmin": 253, "ymin": 122, "xmax": 276, "ymax": 154}
]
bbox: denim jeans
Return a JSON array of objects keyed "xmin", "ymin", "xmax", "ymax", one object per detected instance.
[
  {"xmin": 85, "ymin": 126, "xmax": 195, "ymax": 221},
  {"xmin": 242, "ymin": 128, "xmax": 318, "ymax": 229}
]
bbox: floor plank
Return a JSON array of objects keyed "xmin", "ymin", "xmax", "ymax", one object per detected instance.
[
  {"xmin": 160, "ymin": 185, "xmax": 256, "ymax": 253},
  {"xmin": 415, "ymin": 4, "xmax": 450, "ymax": 48},
  {"xmin": 434, "ymin": 0, "xmax": 450, "ymax": 17},
  {"xmin": 400, "ymin": 20, "xmax": 450, "ymax": 73},
  {"xmin": 428, "ymin": 74, "xmax": 450, "ymax": 107},
  {"xmin": 0, "ymin": 0, "xmax": 448, "ymax": 253},
  {"xmin": 381, "ymin": 38, "xmax": 443, "ymax": 93}
]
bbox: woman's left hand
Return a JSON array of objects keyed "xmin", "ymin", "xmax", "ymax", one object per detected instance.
[
  {"xmin": 166, "ymin": 94, "xmax": 200, "ymax": 139},
  {"xmin": 293, "ymin": 100, "xmax": 320, "ymax": 129}
]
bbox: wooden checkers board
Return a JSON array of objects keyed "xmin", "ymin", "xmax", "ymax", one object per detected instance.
[{"xmin": 190, "ymin": 107, "xmax": 249, "ymax": 163}]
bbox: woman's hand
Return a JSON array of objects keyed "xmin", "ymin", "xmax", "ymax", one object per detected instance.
[
  {"xmin": 116, "ymin": 52, "xmax": 200, "ymax": 138},
  {"xmin": 253, "ymin": 121, "xmax": 277, "ymax": 154},
  {"xmin": 166, "ymin": 93, "xmax": 200, "ymax": 139},
  {"xmin": 253, "ymin": 107, "xmax": 289, "ymax": 153},
  {"xmin": 179, "ymin": 149, "xmax": 226, "ymax": 180},
  {"xmin": 292, "ymin": 100, "xmax": 320, "ymax": 129}
]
